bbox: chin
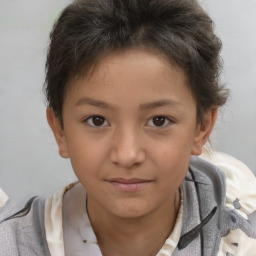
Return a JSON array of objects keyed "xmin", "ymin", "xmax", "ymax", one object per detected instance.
[{"xmin": 107, "ymin": 200, "xmax": 155, "ymax": 219}]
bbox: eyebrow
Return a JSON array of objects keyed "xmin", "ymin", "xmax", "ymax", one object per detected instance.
[
  {"xmin": 139, "ymin": 99, "xmax": 181, "ymax": 110},
  {"xmin": 76, "ymin": 97, "xmax": 181, "ymax": 110},
  {"xmin": 76, "ymin": 97, "xmax": 113, "ymax": 109}
]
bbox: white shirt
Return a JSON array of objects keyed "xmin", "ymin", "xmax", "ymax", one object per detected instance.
[{"xmin": 0, "ymin": 188, "xmax": 8, "ymax": 208}]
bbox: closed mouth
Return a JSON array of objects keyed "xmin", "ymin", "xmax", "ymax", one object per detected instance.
[{"xmin": 105, "ymin": 178, "xmax": 153, "ymax": 192}]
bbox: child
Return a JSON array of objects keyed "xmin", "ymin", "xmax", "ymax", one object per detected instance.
[{"xmin": 0, "ymin": 0, "xmax": 256, "ymax": 255}]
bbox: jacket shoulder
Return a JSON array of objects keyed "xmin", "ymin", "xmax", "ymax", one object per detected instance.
[
  {"xmin": 200, "ymin": 147, "xmax": 256, "ymax": 255},
  {"xmin": 0, "ymin": 196, "xmax": 51, "ymax": 256}
]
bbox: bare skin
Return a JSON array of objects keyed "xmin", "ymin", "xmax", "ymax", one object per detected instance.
[{"xmin": 88, "ymin": 189, "xmax": 180, "ymax": 256}]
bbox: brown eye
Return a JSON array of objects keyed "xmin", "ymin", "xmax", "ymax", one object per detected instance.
[
  {"xmin": 147, "ymin": 116, "xmax": 171, "ymax": 127},
  {"xmin": 153, "ymin": 116, "xmax": 166, "ymax": 126},
  {"xmin": 86, "ymin": 115, "xmax": 109, "ymax": 127}
]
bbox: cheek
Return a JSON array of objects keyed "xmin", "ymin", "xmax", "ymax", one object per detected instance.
[
  {"xmin": 153, "ymin": 134, "xmax": 193, "ymax": 164},
  {"xmin": 160, "ymin": 147, "xmax": 190, "ymax": 176},
  {"xmin": 152, "ymin": 137, "xmax": 192, "ymax": 184},
  {"xmin": 67, "ymin": 139, "xmax": 108, "ymax": 178}
]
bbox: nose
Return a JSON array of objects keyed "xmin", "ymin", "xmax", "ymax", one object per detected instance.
[{"xmin": 110, "ymin": 127, "xmax": 146, "ymax": 168}]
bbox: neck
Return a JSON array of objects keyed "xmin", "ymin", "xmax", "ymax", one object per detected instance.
[{"xmin": 87, "ymin": 190, "xmax": 180, "ymax": 256}]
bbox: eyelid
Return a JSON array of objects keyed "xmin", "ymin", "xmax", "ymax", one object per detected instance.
[
  {"xmin": 84, "ymin": 115, "xmax": 110, "ymax": 127},
  {"xmin": 146, "ymin": 115, "xmax": 174, "ymax": 128}
]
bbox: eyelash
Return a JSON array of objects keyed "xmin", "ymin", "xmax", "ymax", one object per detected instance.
[
  {"xmin": 146, "ymin": 116, "xmax": 173, "ymax": 128},
  {"xmin": 84, "ymin": 115, "xmax": 173, "ymax": 128},
  {"xmin": 84, "ymin": 115, "xmax": 109, "ymax": 127}
]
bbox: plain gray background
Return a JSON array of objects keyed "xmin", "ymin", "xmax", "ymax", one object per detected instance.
[{"xmin": 0, "ymin": 0, "xmax": 256, "ymax": 198}]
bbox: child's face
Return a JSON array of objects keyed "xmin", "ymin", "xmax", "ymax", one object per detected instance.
[{"xmin": 48, "ymin": 48, "xmax": 215, "ymax": 219}]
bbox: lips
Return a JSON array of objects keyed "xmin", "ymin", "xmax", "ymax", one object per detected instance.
[{"xmin": 106, "ymin": 178, "xmax": 152, "ymax": 192}]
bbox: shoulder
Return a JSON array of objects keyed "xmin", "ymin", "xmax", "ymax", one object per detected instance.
[
  {"xmin": 200, "ymin": 146, "xmax": 256, "ymax": 255},
  {"xmin": 200, "ymin": 146, "xmax": 256, "ymax": 217},
  {"xmin": 0, "ymin": 195, "xmax": 51, "ymax": 256}
]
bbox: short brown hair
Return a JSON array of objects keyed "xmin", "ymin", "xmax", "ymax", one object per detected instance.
[{"xmin": 44, "ymin": 0, "xmax": 229, "ymax": 125}]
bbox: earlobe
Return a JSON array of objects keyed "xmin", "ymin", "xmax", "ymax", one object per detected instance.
[
  {"xmin": 46, "ymin": 108, "xmax": 70, "ymax": 159},
  {"xmin": 191, "ymin": 108, "xmax": 218, "ymax": 156}
]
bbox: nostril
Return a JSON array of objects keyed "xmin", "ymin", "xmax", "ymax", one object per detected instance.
[{"xmin": 109, "ymin": 147, "xmax": 146, "ymax": 168}]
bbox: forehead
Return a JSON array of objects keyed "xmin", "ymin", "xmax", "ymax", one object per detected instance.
[{"xmin": 64, "ymin": 48, "xmax": 195, "ymax": 110}]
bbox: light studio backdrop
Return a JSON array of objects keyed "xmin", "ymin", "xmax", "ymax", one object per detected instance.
[{"xmin": 0, "ymin": 0, "xmax": 256, "ymax": 198}]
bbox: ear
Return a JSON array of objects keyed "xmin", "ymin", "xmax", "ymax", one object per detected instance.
[
  {"xmin": 46, "ymin": 108, "xmax": 69, "ymax": 158},
  {"xmin": 191, "ymin": 108, "xmax": 218, "ymax": 156}
]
